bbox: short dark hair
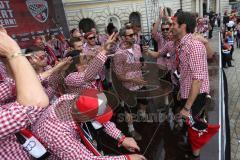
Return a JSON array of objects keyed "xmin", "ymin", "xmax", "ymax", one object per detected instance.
[
  {"xmin": 175, "ymin": 11, "xmax": 196, "ymax": 33},
  {"xmin": 69, "ymin": 37, "xmax": 82, "ymax": 48},
  {"xmin": 119, "ymin": 26, "xmax": 132, "ymax": 37},
  {"xmin": 107, "ymin": 22, "xmax": 118, "ymax": 36}
]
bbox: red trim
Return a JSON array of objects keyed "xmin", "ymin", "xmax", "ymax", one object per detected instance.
[
  {"xmin": 117, "ymin": 135, "xmax": 126, "ymax": 147},
  {"xmin": 125, "ymin": 155, "xmax": 131, "ymax": 160},
  {"xmin": 75, "ymin": 124, "xmax": 101, "ymax": 156},
  {"xmin": 20, "ymin": 129, "xmax": 33, "ymax": 138}
]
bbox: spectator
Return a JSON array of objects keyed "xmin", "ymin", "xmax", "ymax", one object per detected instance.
[
  {"xmin": 171, "ymin": 11, "xmax": 210, "ymax": 160},
  {"xmin": 0, "ymin": 28, "xmax": 49, "ymax": 160}
]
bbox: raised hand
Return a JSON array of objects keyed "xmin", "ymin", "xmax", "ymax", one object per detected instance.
[{"xmin": 0, "ymin": 30, "xmax": 21, "ymax": 58}]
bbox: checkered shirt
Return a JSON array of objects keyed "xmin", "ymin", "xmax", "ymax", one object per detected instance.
[
  {"xmin": 99, "ymin": 34, "xmax": 108, "ymax": 45},
  {"xmin": 0, "ymin": 63, "xmax": 60, "ymax": 105},
  {"xmin": 0, "ymin": 102, "xmax": 46, "ymax": 160},
  {"xmin": 83, "ymin": 44, "xmax": 106, "ymax": 80},
  {"xmin": 0, "ymin": 60, "xmax": 17, "ymax": 105},
  {"xmin": 159, "ymin": 41, "xmax": 179, "ymax": 85},
  {"xmin": 83, "ymin": 44, "xmax": 102, "ymax": 56},
  {"xmin": 176, "ymin": 34, "xmax": 210, "ymax": 99},
  {"xmin": 65, "ymin": 52, "xmax": 107, "ymax": 94},
  {"xmin": 159, "ymin": 41, "xmax": 177, "ymax": 71},
  {"xmin": 32, "ymin": 94, "xmax": 126, "ymax": 160},
  {"xmin": 152, "ymin": 32, "xmax": 170, "ymax": 66},
  {"xmin": 113, "ymin": 44, "xmax": 143, "ymax": 91}
]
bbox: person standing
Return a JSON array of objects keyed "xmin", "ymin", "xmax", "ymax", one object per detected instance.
[{"xmin": 171, "ymin": 11, "xmax": 210, "ymax": 160}]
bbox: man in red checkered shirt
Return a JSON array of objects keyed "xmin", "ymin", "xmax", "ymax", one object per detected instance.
[
  {"xmin": 113, "ymin": 26, "xmax": 148, "ymax": 141},
  {"xmin": 0, "ymin": 27, "xmax": 49, "ymax": 159},
  {"xmin": 31, "ymin": 35, "xmax": 146, "ymax": 159},
  {"xmin": 152, "ymin": 8, "xmax": 171, "ymax": 69},
  {"xmin": 0, "ymin": 46, "xmax": 71, "ymax": 105},
  {"xmin": 171, "ymin": 12, "xmax": 210, "ymax": 160}
]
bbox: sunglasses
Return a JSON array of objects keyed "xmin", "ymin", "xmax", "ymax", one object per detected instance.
[
  {"xmin": 87, "ymin": 36, "xmax": 96, "ymax": 40},
  {"xmin": 125, "ymin": 33, "xmax": 135, "ymax": 37},
  {"xmin": 162, "ymin": 28, "xmax": 169, "ymax": 31}
]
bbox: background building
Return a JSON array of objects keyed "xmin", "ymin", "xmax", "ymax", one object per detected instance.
[
  {"xmin": 62, "ymin": 0, "xmax": 230, "ymax": 35},
  {"xmin": 63, "ymin": 0, "xmax": 192, "ymax": 35}
]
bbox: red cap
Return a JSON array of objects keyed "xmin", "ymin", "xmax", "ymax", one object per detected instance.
[{"xmin": 75, "ymin": 89, "xmax": 113, "ymax": 124}]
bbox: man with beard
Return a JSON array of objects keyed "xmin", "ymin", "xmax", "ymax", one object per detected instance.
[
  {"xmin": 65, "ymin": 37, "xmax": 84, "ymax": 57},
  {"xmin": 113, "ymin": 26, "xmax": 147, "ymax": 141},
  {"xmin": 171, "ymin": 11, "xmax": 210, "ymax": 160}
]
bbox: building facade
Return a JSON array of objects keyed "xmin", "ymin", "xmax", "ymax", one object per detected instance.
[{"xmin": 62, "ymin": 0, "xmax": 229, "ymax": 35}]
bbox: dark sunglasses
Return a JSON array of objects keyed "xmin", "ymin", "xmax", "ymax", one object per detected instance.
[
  {"xmin": 88, "ymin": 36, "xmax": 96, "ymax": 40},
  {"xmin": 125, "ymin": 33, "xmax": 135, "ymax": 37},
  {"xmin": 162, "ymin": 28, "xmax": 169, "ymax": 31}
]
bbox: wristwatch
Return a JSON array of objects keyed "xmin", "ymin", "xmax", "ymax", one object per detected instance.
[{"xmin": 183, "ymin": 105, "xmax": 191, "ymax": 112}]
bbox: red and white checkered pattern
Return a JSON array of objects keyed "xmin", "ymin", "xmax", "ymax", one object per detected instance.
[
  {"xmin": 152, "ymin": 32, "xmax": 170, "ymax": 66},
  {"xmin": 113, "ymin": 44, "xmax": 143, "ymax": 91},
  {"xmin": 65, "ymin": 52, "xmax": 107, "ymax": 94},
  {"xmin": 32, "ymin": 94, "xmax": 126, "ymax": 160},
  {"xmin": 177, "ymin": 34, "xmax": 210, "ymax": 99},
  {"xmin": 159, "ymin": 41, "xmax": 180, "ymax": 85},
  {"xmin": 0, "ymin": 62, "xmax": 61, "ymax": 105},
  {"xmin": 159, "ymin": 41, "xmax": 177, "ymax": 71},
  {"xmin": 0, "ymin": 101, "xmax": 46, "ymax": 159}
]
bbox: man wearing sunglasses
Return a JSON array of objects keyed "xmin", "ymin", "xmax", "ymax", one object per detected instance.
[
  {"xmin": 24, "ymin": 46, "xmax": 72, "ymax": 102},
  {"xmin": 152, "ymin": 8, "xmax": 171, "ymax": 69},
  {"xmin": 113, "ymin": 26, "xmax": 147, "ymax": 141},
  {"xmin": 83, "ymin": 32, "xmax": 102, "ymax": 56},
  {"xmin": 83, "ymin": 32, "xmax": 106, "ymax": 89}
]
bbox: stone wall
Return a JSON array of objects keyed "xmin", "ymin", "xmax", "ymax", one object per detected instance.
[{"xmin": 63, "ymin": 0, "xmax": 190, "ymax": 34}]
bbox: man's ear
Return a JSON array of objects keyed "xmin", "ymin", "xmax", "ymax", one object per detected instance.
[{"xmin": 181, "ymin": 24, "xmax": 187, "ymax": 31}]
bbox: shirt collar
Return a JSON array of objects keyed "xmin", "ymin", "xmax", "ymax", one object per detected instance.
[{"xmin": 179, "ymin": 33, "xmax": 193, "ymax": 46}]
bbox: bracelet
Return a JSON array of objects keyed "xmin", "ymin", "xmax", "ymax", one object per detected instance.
[
  {"xmin": 125, "ymin": 155, "xmax": 131, "ymax": 160},
  {"xmin": 183, "ymin": 106, "xmax": 191, "ymax": 112},
  {"xmin": 116, "ymin": 132, "xmax": 124, "ymax": 141},
  {"xmin": 117, "ymin": 135, "xmax": 126, "ymax": 147},
  {"xmin": 8, "ymin": 53, "xmax": 23, "ymax": 60}
]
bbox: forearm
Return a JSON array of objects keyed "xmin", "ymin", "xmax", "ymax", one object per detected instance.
[
  {"xmin": 184, "ymin": 80, "xmax": 202, "ymax": 109},
  {"xmin": 152, "ymin": 19, "xmax": 161, "ymax": 36},
  {"xmin": 39, "ymin": 67, "xmax": 57, "ymax": 79},
  {"xmin": 84, "ymin": 52, "xmax": 107, "ymax": 81},
  {"xmin": 103, "ymin": 121, "xmax": 122, "ymax": 140},
  {"xmin": 147, "ymin": 50, "xmax": 160, "ymax": 58},
  {"xmin": 8, "ymin": 56, "xmax": 49, "ymax": 107}
]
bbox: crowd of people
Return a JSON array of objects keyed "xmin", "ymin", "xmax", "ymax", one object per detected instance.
[
  {"xmin": 221, "ymin": 10, "xmax": 240, "ymax": 68},
  {"xmin": 0, "ymin": 7, "xmax": 220, "ymax": 160}
]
